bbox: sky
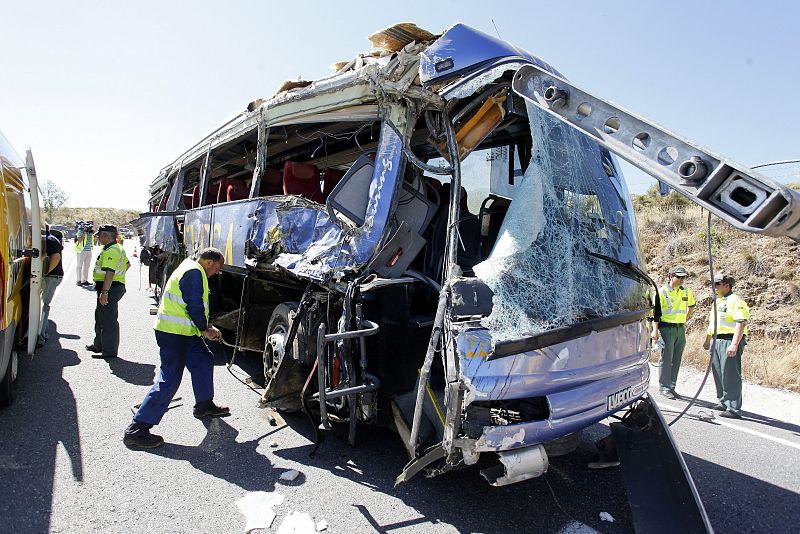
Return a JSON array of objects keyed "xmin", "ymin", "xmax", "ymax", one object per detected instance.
[{"xmin": 1, "ymin": 1, "xmax": 798, "ymax": 210}]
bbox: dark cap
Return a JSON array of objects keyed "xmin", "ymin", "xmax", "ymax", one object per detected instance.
[
  {"xmin": 97, "ymin": 224, "xmax": 117, "ymax": 234},
  {"xmin": 669, "ymin": 266, "xmax": 688, "ymax": 277},
  {"xmin": 713, "ymin": 273, "xmax": 735, "ymax": 286}
]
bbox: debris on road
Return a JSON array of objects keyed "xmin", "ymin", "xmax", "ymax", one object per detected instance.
[
  {"xmin": 279, "ymin": 469, "xmax": 300, "ymax": 482},
  {"xmin": 277, "ymin": 511, "xmax": 316, "ymax": 534},
  {"xmin": 234, "ymin": 491, "xmax": 285, "ymax": 533},
  {"xmin": 269, "ymin": 440, "xmax": 279, "ymax": 447}
]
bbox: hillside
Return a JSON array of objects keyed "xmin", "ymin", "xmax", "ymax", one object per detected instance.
[
  {"xmin": 51, "ymin": 207, "xmax": 141, "ymax": 228},
  {"xmin": 633, "ymin": 186, "xmax": 800, "ymax": 391}
]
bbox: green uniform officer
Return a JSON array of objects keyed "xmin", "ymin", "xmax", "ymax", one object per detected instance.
[
  {"xmin": 652, "ymin": 266, "xmax": 695, "ymax": 399},
  {"xmin": 703, "ymin": 273, "xmax": 749, "ymax": 419},
  {"xmin": 85, "ymin": 225, "xmax": 130, "ymax": 359}
]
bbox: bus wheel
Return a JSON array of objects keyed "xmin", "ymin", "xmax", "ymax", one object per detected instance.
[
  {"xmin": 0, "ymin": 349, "xmax": 19, "ymax": 407},
  {"xmin": 262, "ymin": 302, "xmax": 307, "ymax": 412}
]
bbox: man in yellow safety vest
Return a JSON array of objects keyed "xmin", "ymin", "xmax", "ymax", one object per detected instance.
[
  {"xmin": 703, "ymin": 273, "xmax": 750, "ymax": 419},
  {"xmin": 123, "ymin": 247, "xmax": 228, "ymax": 449},
  {"xmin": 651, "ymin": 266, "xmax": 695, "ymax": 399},
  {"xmin": 74, "ymin": 221, "xmax": 95, "ymax": 286},
  {"xmin": 85, "ymin": 225, "xmax": 130, "ymax": 359}
]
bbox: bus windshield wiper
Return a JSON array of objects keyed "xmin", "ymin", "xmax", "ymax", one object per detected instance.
[{"xmin": 585, "ymin": 249, "xmax": 656, "ymax": 291}]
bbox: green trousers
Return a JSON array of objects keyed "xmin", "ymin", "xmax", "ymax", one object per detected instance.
[
  {"xmin": 659, "ymin": 325, "xmax": 686, "ymax": 391},
  {"xmin": 710, "ymin": 337, "xmax": 745, "ymax": 413}
]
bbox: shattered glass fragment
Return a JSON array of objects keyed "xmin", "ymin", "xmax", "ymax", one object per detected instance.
[{"xmin": 473, "ymin": 100, "xmax": 646, "ymax": 342}]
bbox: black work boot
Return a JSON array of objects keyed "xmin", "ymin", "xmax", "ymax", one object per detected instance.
[
  {"xmin": 124, "ymin": 421, "xmax": 164, "ymax": 449},
  {"xmin": 193, "ymin": 401, "xmax": 231, "ymax": 419}
]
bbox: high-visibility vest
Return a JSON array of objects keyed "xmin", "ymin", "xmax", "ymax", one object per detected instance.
[
  {"xmin": 92, "ymin": 243, "xmax": 128, "ymax": 283},
  {"xmin": 154, "ymin": 258, "xmax": 209, "ymax": 337},
  {"xmin": 74, "ymin": 231, "xmax": 94, "ymax": 252},
  {"xmin": 658, "ymin": 285, "xmax": 695, "ymax": 324},
  {"xmin": 707, "ymin": 292, "xmax": 750, "ymax": 336}
]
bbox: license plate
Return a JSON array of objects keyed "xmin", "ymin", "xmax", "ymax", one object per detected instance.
[{"xmin": 606, "ymin": 386, "xmax": 633, "ymax": 411}]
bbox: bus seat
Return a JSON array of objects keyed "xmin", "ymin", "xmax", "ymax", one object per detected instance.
[
  {"xmin": 206, "ymin": 180, "xmax": 221, "ymax": 205},
  {"xmin": 259, "ymin": 168, "xmax": 284, "ymax": 196},
  {"xmin": 192, "ymin": 186, "xmax": 200, "ymax": 209},
  {"xmin": 283, "ymin": 161, "xmax": 321, "ymax": 201},
  {"xmin": 226, "ymin": 179, "xmax": 249, "ymax": 202},
  {"xmin": 180, "ymin": 192, "xmax": 193, "ymax": 210}
]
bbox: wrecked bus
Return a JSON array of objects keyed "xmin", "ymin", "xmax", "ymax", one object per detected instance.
[{"xmin": 137, "ymin": 22, "xmax": 799, "ymax": 529}]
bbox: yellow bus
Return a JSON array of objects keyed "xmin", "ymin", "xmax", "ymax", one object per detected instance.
[{"xmin": 0, "ymin": 129, "xmax": 43, "ymax": 406}]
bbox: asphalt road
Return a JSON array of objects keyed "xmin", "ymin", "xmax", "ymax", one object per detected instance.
[{"xmin": 0, "ymin": 245, "xmax": 798, "ymax": 533}]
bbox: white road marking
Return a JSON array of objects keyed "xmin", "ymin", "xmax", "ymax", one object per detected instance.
[{"xmin": 657, "ymin": 401, "xmax": 800, "ymax": 452}]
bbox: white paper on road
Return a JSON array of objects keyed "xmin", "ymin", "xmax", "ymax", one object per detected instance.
[
  {"xmin": 277, "ymin": 511, "xmax": 316, "ymax": 533},
  {"xmin": 235, "ymin": 491, "xmax": 285, "ymax": 533}
]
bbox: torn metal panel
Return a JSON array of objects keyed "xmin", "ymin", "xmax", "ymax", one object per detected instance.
[
  {"xmin": 455, "ymin": 321, "xmax": 648, "ymax": 400},
  {"xmin": 137, "ymin": 215, "xmax": 180, "ymax": 254},
  {"xmin": 419, "ymin": 23, "xmax": 561, "ymax": 86},
  {"xmin": 164, "ymin": 168, "xmax": 184, "ymax": 211},
  {"xmin": 273, "ymin": 205, "xmax": 354, "ymax": 282},
  {"xmin": 612, "ymin": 398, "xmax": 714, "ymax": 534},
  {"xmin": 350, "ymin": 121, "xmax": 406, "ymax": 264},
  {"xmin": 184, "ymin": 207, "xmax": 213, "ymax": 256},
  {"xmin": 247, "ymin": 199, "xmax": 283, "ymax": 255},
  {"xmin": 207, "ymin": 200, "xmax": 259, "ymax": 267},
  {"xmin": 480, "ymin": 444, "xmax": 548, "ymax": 486},
  {"xmin": 453, "ymin": 320, "xmax": 649, "ymax": 449}
]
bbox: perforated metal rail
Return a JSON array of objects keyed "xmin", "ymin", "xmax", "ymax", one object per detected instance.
[{"xmin": 512, "ymin": 64, "xmax": 800, "ymax": 241}]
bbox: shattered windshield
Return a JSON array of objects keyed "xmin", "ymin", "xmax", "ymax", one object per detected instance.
[{"xmin": 472, "ymin": 100, "xmax": 647, "ymax": 342}]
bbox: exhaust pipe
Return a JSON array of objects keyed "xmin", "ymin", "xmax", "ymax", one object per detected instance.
[{"xmin": 480, "ymin": 444, "xmax": 549, "ymax": 487}]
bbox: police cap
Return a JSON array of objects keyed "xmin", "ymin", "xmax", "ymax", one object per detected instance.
[
  {"xmin": 97, "ymin": 224, "xmax": 118, "ymax": 234},
  {"xmin": 713, "ymin": 273, "xmax": 735, "ymax": 286},
  {"xmin": 669, "ymin": 266, "xmax": 688, "ymax": 277}
]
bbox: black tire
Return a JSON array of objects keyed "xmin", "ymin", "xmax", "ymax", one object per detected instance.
[
  {"xmin": 0, "ymin": 349, "xmax": 19, "ymax": 407},
  {"xmin": 262, "ymin": 302, "xmax": 309, "ymax": 412}
]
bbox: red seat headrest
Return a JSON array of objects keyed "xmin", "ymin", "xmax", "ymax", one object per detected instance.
[
  {"xmin": 259, "ymin": 168, "xmax": 284, "ymax": 196},
  {"xmin": 283, "ymin": 161, "xmax": 321, "ymax": 201}
]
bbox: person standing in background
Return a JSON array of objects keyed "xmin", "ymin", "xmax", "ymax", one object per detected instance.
[
  {"xmin": 703, "ymin": 273, "xmax": 749, "ymax": 419},
  {"xmin": 74, "ymin": 221, "xmax": 94, "ymax": 287},
  {"xmin": 651, "ymin": 266, "xmax": 695, "ymax": 399},
  {"xmin": 85, "ymin": 225, "xmax": 130, "ymax": 359}
]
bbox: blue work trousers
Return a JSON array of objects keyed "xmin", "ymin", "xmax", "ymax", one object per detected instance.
[{"xmin": 134, "ymin": 330, "xmax": 215, "ymax": 426}]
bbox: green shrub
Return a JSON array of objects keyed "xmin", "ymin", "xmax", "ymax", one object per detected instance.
[
  {"xmin": 697, "ymin": 226, "xmax": 725, "ymax": 253},
  {"xmin": 660, "ymin": 192, "xmax": 693, "ymax": 210}
]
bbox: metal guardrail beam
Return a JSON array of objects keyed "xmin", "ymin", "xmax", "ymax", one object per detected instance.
[{"xmin": 512, "ymin": 64, "xmax": 800, "ymax": 241}]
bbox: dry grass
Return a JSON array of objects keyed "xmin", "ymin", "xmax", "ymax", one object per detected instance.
[
  {"xmin": 633, "ymin": 189, "xmax": 800, "ymax": 392},
  {"xmin": 53, "ymin": 207, "xmax": 141, "ymax": 228},
  {"xmin": 677, "ymin": 331, "xmax": 800, "ymax": 392}
]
